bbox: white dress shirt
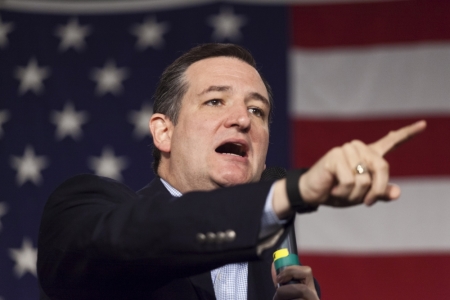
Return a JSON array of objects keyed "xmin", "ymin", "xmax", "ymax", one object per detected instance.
[{"xmin": 160, "ymin": 178, "xmax": 284, "ymax": 300}]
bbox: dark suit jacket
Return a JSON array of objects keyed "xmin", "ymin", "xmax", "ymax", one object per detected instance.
[{"xmin": 38, "ymin": 174, "xmax": 286, "ymax": 299}]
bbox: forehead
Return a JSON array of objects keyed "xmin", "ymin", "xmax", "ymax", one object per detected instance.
[{"xmin": 184, "ymin": 56, "xmax": 268, "ymax": 98}]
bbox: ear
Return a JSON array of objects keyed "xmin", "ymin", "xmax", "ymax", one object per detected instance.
[{"xmin": 149, "ymin": 113, "xmax": 173, "ymax": 153}]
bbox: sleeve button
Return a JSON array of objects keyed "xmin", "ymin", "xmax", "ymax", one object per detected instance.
[
  {"xmin": 206, "ymin": 232, "xmax": 216, "ymax": 243},
  {"xmin": 196, "ymin": 233, "xmax": 206, "ymax": 243},
  {"xmin": 216, "ymin": 231, "xmax": 226, "ymax": 243},
  {"xmin": 225, "ymin": 230, "xmax": 236, "ymax": 242}
]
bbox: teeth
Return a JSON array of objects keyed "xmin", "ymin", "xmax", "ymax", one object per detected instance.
[{"xmin": 224, "ymin": 153, "xmax": 240, "ymax": 156}]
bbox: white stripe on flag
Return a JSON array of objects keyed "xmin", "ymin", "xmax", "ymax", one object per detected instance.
[
  {"xmin": 295, "ymin": 177, "xmax": 450, "ymax": 253},
  {"xmin": 289, "ymin": 44, "xmax": 450, "ymax": 118}
]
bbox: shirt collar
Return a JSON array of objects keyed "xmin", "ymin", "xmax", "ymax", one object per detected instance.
[{"xmin": 160, "ymin": 178, "xmax": 182, "ymax": 197}]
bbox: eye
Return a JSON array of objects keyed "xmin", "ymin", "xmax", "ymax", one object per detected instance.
[
  {"xmin": 248, "ymin": 107, "xmax": 265, "ymax": 118},
  {"xmin": 205, "ymin": 99, "xmax": 222, "ymax": 106}
]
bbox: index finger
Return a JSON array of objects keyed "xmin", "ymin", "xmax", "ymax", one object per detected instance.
[
  {"xmin": 369, "ymin": 120, "xmax": 427, "ymax": 156},
  {"xmin": 276, "ymin": 266, "xmax": 313, "ymax": 286}
]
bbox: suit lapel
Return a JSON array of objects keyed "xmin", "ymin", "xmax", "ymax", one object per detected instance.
[
  {"xmin": 189, "ymin": 272, "xmax": 216, "ymax": 300},
  {"xmin": 247, "ymin": 260, "xmax": 276, "ymax": 300}
]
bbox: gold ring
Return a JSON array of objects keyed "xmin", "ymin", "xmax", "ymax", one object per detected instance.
[{"xmin": 355, "ymin": 163, "xmax": 367, "ymax": 175}]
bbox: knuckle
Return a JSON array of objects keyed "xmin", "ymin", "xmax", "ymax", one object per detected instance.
[
  {"xmin": 341, "ymin": 178, "xmax": 355, "ymax": 189},
  {"xmin": 342, "ymin": 142, "xmax": 352, "ymax": 150},
  {"xmin": 351, "ymin": 139, "xmax": 364, "ymax": 147},
  {"xmin": 329, "ymin": 146, "xmax": 343, "ymax": 157},
  {"xmin": 374, "ymin": 159, "xmax": 389, "ymax": 172},
  {"xmin": 349, "ymin": 194, "xmax": 363, "ymax": 203},
  {"xmin": 297, "ymin": 284, "xmax": 309, "ymax": 293},
  {"xmin": 302, "ymin": 265, "xmax": 312, "ymax": 274},
  {"xmin": 358, "ymin": 175, "xmax": 372, "ymax": 188}
]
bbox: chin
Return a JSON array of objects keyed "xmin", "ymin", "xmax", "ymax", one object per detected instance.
[{"xmin": 213, "ymin": 172, "xmax": 253, "ymax": 187}]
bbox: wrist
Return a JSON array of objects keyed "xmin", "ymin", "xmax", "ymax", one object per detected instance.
[
  {"xmin": 287, "ymin": 169, "xmax": 318, "ymax": 213},
  {"xmin": 298, "ymin": 172, "xmax": 316, "ymax": 205}
]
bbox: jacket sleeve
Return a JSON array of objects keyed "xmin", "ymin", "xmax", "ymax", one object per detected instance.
[{"xmin": 37, "ymin": 174, "xmax": 284, "ymax": 299}]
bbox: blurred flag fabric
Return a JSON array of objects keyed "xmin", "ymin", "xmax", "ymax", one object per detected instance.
[
  {"xmin": 291, "ymin": 2, "xmax": 450, "ymax": 300},
  {"xmin": 0, "ymin": 0, "xmax": 449, "ymax": 299}
]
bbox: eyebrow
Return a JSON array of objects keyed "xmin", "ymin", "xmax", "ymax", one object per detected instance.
[
  {"xmin": 197, "ymin": 85, "xmax": 231, "ymax": 96},
  {"xmin": 247, "ymin": 92, "xmax": 270, "ymax": 108},
  {"xmin": 198, "ymin": 85, "xmax": 270, "ymax": 108}
]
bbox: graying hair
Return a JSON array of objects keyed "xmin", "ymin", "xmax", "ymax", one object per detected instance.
[{"xmin": 152, "ymin": 43, "xmax": 273, "ymax": 174}]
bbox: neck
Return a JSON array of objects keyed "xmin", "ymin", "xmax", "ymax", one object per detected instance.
[{"xmin": 158, "ymin": 163, "xmax": 219, "ymax": 194}]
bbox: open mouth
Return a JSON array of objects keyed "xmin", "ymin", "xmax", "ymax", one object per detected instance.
[{"xmin": 215, "ymin": 142, "xmax": 247, "ymax": 157}]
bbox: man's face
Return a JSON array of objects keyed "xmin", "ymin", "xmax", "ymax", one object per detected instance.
[{"xmin": 166, "ymin": 56, "xmax": 270, "ymax": 192}]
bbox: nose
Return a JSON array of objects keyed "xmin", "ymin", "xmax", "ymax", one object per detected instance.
[{"xmin": 224, "ymin": 103, "xmax": 251, "ymax": 132}]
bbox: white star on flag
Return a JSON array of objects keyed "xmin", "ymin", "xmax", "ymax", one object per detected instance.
[
  {"xmin": 0, "ymin": 109, "xmax": 10, "ymax": 138},
  {"xmin": 0, "ymin": 202, "xmax": 8, "ymax": 233},
  {"xmin": 14, "ymin": 58, "xmax": 50, "ymax": 95},
  {"xmin": 207, "ymin": 6, "xmax": 247, "ymax": 42},
  {"xmin": 130, "ymin": 16, "xmax": 169, "ymax": 50},
  {"xmin": 90, "ymin": 60, "xmax": 129, "ymax": 96},
  {"xmin": 0, "ymin": 15, "xmax": 14, "ymax": 49},
  {"xmin": 9, "ymin": 237, "xmax": 37, "ymax": 278},
  {"xmin": 50, "ymin": 102, "xmax": 89, "ymax": 141},
  {"xmin": 127, "ymin": 102, "xmax": 153, "ymax": 139},
  {"xmin": 10, "ymin": 145, "xmax": 49, "ymax": 186},
  {"xmin": 88, "ymin": 147, "xmax": 128, "ymax": 181},
  {"xmin": 54, "ymin": 17, "xmax": 92, "ymax": 52}
]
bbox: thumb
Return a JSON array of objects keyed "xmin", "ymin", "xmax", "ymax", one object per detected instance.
[
  {"xmin": 271, "ymin": 263, "xmax": 277, "ymax": 287},
  {"xmin": 365, "ymin": 183, "xmax": 401, "ymax": 206}
]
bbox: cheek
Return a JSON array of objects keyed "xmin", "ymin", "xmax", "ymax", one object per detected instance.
[
  {"xmin": 253, "ymin": 130, "xmax": 269, "ymax": 159},
  {"xmin": 256, "ymin": 127, "xmax": 270, "ymax": 147},
  {"xmin": 178, "ymin": 117, "xmax": 215, "ymax": 149}
]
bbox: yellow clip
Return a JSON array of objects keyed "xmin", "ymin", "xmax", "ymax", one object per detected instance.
[{"xmin": 273, "ymin": 248, "xmax": 289, "ymax": 261}]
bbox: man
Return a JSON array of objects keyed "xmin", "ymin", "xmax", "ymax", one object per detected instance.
[{"xmin": 37, "ymin": 43, "xmax": 426, "ymax": 300}]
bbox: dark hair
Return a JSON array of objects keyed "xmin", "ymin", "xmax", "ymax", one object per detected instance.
[{"xmin": 152, "ymin": 43, "xmax": 273, "ymax": 174}]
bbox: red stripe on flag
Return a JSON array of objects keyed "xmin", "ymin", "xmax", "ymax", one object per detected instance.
[
  {"xmin": 300, "ymin": 253, "xmax": 450, "ymax": 300},
  {"xmin": 291, "ymin": 116, "xmax": 450, "ymax": 176},
  {"xmin": 291, "ymin": 1, "xmax": 450, "ymax": 49}
]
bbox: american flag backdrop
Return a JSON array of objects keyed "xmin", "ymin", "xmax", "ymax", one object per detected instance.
[{"xmin": 0, "ymin": 0, "xmax": 449, "ymax": 299}]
